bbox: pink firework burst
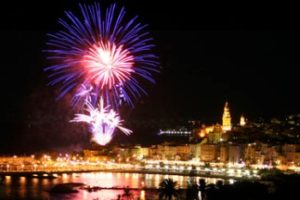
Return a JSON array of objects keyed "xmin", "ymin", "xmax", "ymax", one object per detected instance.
[{"xmin": 82, "ymin": 42, "xmax": 134, "ymax": 89}]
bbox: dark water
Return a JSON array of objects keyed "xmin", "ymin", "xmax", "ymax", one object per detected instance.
[{"xmin": 0, "ymin": 172, "xmax": 225, "ymax": 200}]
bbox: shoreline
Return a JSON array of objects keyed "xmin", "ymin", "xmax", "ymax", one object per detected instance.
[{"xmin": 0, "ymin": 169, "xmax": 256, "ymax": 180}]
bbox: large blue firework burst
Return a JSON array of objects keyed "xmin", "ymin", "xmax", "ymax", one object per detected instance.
[{"xmin": 45, "ymin": 3, "xmax": 159, "ymax": 108}]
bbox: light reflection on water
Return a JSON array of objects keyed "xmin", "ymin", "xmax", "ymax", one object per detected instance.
[{"xmin": 0, "ymin": 172, "xmax": 224, "ymax": 200}]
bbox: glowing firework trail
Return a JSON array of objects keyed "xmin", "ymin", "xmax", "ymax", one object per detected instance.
[
  {"xmin": 45, "ymin": 3, "xmax": 159, "ymax": 145},
  {"xmin": 45, "ymin": 3, "xmax": 159, "ymax": 107},
  {"xmin": 70, "ymin": 98, "xmax": 132, "ymax": 145},
  {"xmin": 72, "ymin": 84, "xmax": 94, "ymax": 104}
]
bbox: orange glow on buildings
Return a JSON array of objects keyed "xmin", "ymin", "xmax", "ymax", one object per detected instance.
[{"xmin": 222, "ymin": 102, "xmax": 232, "ymax": 132}]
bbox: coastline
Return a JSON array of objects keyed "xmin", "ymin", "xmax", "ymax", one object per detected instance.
[{"xmin": 0, "ymin": 168, "xmax": 256, "ymax": 181}]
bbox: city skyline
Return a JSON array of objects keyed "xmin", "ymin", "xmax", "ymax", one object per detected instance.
[{"xmin": 1, "ymin": 0, "xmax": 300, "ymax": 152}]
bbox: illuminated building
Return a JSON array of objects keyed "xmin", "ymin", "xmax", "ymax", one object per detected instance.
[
  {"xmin": 207, "ymin": 124, "xmax": 223, "ymax": 144},
  {"xmin": 282, "ymin": 144, "xmax": 297, "ymax": 164},
  {"xmin": 83, "ymin": 150, "xmax": 109, "ymax": 162},
  {"xmin": 200, "ymin": 144, "xmax": 218, "ymax": 162},
  {"xmin": 0, "ymin": 156, "xmax": 36, "ymax": 171},
  {"xmin": 244, "ymin": 144, "xmax": 257, "ymax": 164},
  {"xmin": 295, "ymin": 153, "xmax": 300, "ymax": 166},
  {"xmin": 189, "ymin": 143, "xmax": 202, "ymax": 159},
  {"xmin": 262, "ymin": 145, "xmax": 279, "ymax": 165},
  {"xmin": 196, "ymin": 125, "xmax": 213, "ymax": 139},
  {"xmin": 240, "ymin": 115, "xmax": 246, "ymax": 126},
  {"xmin": 222, "ymin": 101, "xmax": 232, "ymax": 132},
  {"xmin": 125, "ymin": 146, "xmax": 150, "ymax": 160},
  {"xmin": 140, "ymin": 147, "xmax": 150, "ymax": 159},
  {"xmin": 83, "ymin": 150, "xmax": 100, "ymax": 158},
  {"xmin": 147, "ymin": 143, "xmax": 199, "ymax": 160},
  {"xmin": 155, "ymin": 144, "xmax": 191, "ymax": 160},
  {"xmin": 228, "ymin": 145, "xmax": 241, "ymax": 164},
  {"xmin": 220, "ymin": 145, "xmax": 228, "ymax": 162}
]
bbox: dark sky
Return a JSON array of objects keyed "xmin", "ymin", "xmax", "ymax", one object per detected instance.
[{"xmin": 0, "ymin": 0, "xmax": 299, "ymax": 153}]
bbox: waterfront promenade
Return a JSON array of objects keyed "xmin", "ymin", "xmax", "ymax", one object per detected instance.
[{"xmin": 0, "ymin": 166, "xmax": 258, "ymax": 180}]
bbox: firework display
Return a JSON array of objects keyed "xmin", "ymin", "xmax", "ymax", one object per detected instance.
[
  {"xmin": 45, "ymin": 3, "xmax": 158, "ymax": 108},
  {"xmin": 70, "ymin": 98, "xmax": 132, "ymax": 146},
  {"xmin": 45, "ymin": 3, "xmax": 158, "ymax": 145}
]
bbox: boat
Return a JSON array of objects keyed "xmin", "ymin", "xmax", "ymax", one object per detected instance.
[{"xmin": 49, "ymin": 183, "xmax": 84, "ymax": 194}]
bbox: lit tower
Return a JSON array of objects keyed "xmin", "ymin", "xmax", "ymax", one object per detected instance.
[
  {"xmin": 222, "ymin": 102, "xmax": 232, "ymax": 132},
  {"xmin": 240, "ymin": 115, "xmax": 246, "ymax": 126}
]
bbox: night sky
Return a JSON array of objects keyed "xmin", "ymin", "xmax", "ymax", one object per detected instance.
[{"xmin": 0, "ymin": 0, "xmax": 299, "ymax": 153}]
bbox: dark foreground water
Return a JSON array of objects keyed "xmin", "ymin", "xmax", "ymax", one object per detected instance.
[{"xmin": 0, "ymin": 172, "xmax": 225, "ymax": 200}]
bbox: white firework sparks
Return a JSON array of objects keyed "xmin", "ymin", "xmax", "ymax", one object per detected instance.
[{"xmin": 70, "ymin": 98, "xmax": 131, "ymax": 145}]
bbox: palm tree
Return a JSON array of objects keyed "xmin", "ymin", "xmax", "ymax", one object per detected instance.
[
  {"xmin": 122, "ymin": 186, "xmax": 134, "ymax": 200},
  {"xmin": 199, "ymin": 179, "xmax": 206, "ymax": 200},
  {"xmin": 216, "ymin": 180, "xmax": 223, "ymax": 189},
  {"xmin": 159, "ymin": 178, "xmax": 178, "ymax": 200},
  {"xmin": 186, "ymin": 183, "xmax": 200, "ymax": 200},
  {"xmin": 205, "ymin": 184, "xmax": 218, "ymax": 200}
]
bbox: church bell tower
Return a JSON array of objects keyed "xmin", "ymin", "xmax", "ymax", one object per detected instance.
[{"xmin": 222, "ymin": 101, "xmax": 232, "ymax": 132}]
